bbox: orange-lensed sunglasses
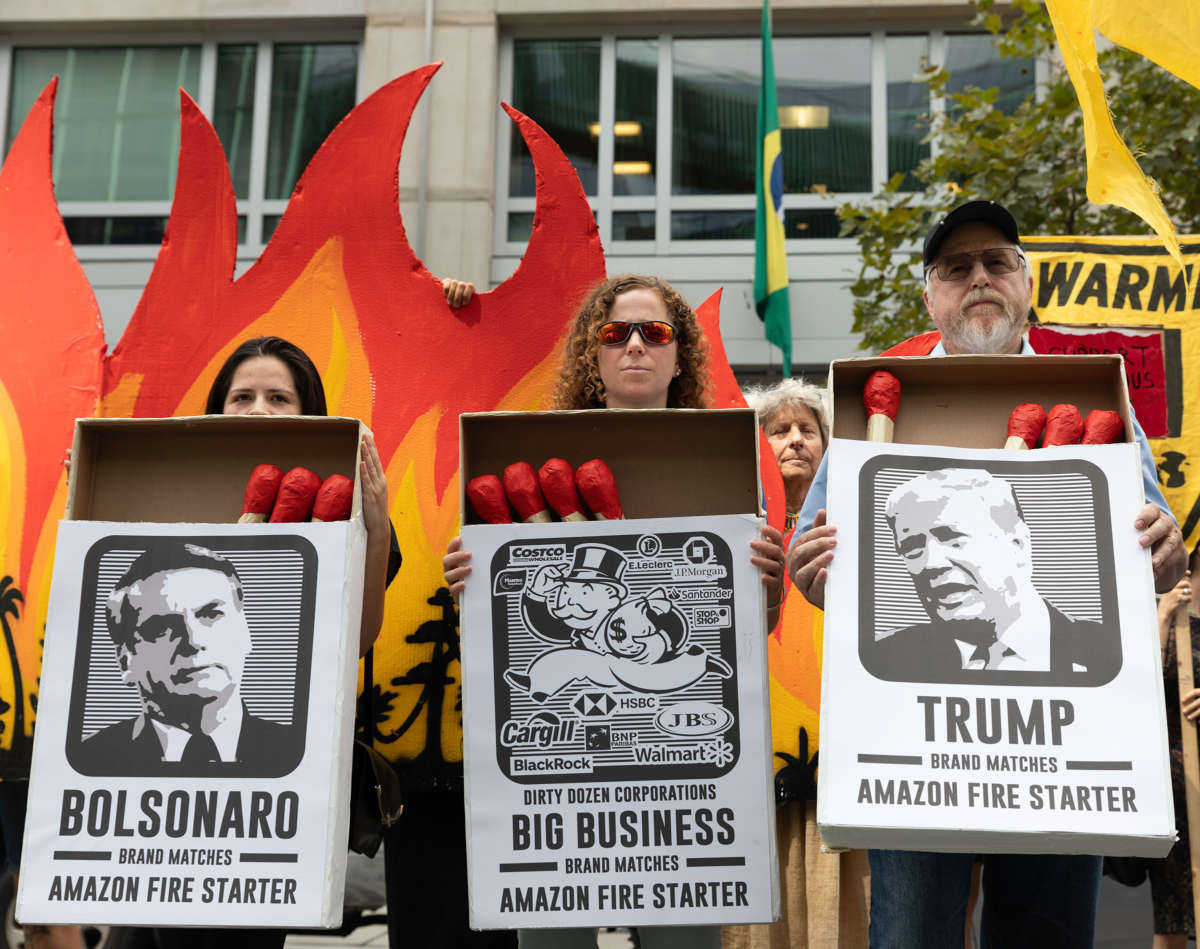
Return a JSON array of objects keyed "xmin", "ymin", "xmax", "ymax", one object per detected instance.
[{"xmin": 596, "ymin": 320, "xmax": 677, "ymax": 346}]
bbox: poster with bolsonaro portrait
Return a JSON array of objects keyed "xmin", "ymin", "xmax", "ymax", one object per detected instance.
[
  {"xmin": 818, "ymin": 438, "xmax": 1174, "ymax": 856},
  {"xmin": 17, "ymin": 520, "xmax": 365, "ymax": 928}
]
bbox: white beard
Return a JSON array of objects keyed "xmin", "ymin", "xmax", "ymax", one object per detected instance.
[{"xmin": 941, "ymin": 292, "xmax": 1026, "ymax": 355}]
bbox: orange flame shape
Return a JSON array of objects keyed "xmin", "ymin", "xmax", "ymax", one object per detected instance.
[
  {"xmin": 0, "ymin": 62, "xmax": 816, "ymax": 785},
  {"xmin": 0, "ymin": 77, "xmax": 105, "ymax": 764}
]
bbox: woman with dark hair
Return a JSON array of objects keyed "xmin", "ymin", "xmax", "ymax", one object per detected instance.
[
  {"xmin": 149, "ymin": 336, "xmax": 399, "ymax": 949},
  {"xmin": 200, "ymin": 335, "xmax": 395, "ymax": 657},
  {"xmin": 204, "ymin": 335, "xmax": 328, "ymax": 416},
  {"xmin": 445, "ymin": 274, "xmax": 787, "ymax": 949}
]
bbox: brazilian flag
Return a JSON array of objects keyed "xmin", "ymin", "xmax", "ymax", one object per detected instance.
[{"xmin": 754, "ymin": 0, "xmax": 792, "ymax": 375}]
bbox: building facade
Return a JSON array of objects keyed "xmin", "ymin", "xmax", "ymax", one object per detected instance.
[{"xmin": 1, "ymin": 0, "xmax": 1034, "ymax": 375}]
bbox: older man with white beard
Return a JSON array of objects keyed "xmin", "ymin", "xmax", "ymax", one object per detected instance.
[{"xmin": 786, "ymin": 200, "xmax": 1186, "ymax": 947}]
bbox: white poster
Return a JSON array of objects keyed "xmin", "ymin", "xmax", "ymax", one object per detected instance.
[
  {"xmin": 460, "ymin": 514, "xmax": 778, "ymax": 929},
  {"xmin": 818, "ymin": 438, "xmax": 1174, "ymax": 856},
  {"xmin": 18, "ymin": 520, "xmax": 365, "ymax": 927}
]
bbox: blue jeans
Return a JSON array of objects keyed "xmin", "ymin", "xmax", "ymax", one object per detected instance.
[{"xmin": 867, "ymin": 850, "xmax": 1101, "ymax": 949}]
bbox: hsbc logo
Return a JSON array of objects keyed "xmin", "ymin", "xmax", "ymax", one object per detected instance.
[{"xmin": 573, "ymin": 692, "xmax": 617, "ymax": 718}]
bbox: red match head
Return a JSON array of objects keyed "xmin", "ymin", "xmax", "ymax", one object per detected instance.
[
  {"xmin": 312, "ymin": 473, "xmax": 354, "ymax": 521},
  {"xmin": 1043, "ymin": 404, "xmax": 1084, "ymax": 447},
  {"xmin": 1081, "ymin": 409, "xmax": 1124, "ymax": 445},
  {"xmin": 538, "ymin": 458, "xmax": 586, "ymax": 520},
  {"xmin": 467, "ymin": 474, "xmax": 513, "ymax": 524},
  {"xmin": 269, "ymin": 467, "xmax": 323, "ymax": 522},
  {"xmin": 242, "ymin": 463, "xmax": 284, "ymax": 517},
  {"xmin": 863, "ymin": 370, "xmax": 901, "ymax": 420},
  {"xmin": 1006, "ymin": 403, "xmax": 1047, "ymax": 449},
  {"xmin": 504, "ymin": 461, "xmax": 550, "ymax": 522},
  {"xmin": 576, "ymin": 458, "xmax": 623, "ymax": 520}
]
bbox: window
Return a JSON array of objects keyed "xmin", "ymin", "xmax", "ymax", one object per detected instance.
[
  {"xmin": 945, "ymin": 33, "xmax": 1034, "ymax": 113},
  {"xmin": 498, "ymin": 31, "xmax": 1035, "ymax": 251},
  {"xmin": 3, "ymin": 40, "xmax": 360, "ymax": 248},
  {"xmin": 887, "ymin": 35, "xmax": 930, "ymax": 190}
]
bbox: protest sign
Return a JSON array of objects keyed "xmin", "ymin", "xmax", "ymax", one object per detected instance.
[
  {"xmin": 17, "ymin": 520, "xmax": 363, "ymax": 927},
  {"xmin": 818, "ymin": 438, "xmax": 1173, "ymax": 856},
  {"xmin": 460, "ymin": 515, "xmax": 778, "ymax": 929}
]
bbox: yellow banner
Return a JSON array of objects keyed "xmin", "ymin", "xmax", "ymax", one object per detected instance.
[{"xmin": 1026, "ymin": 235, "xmax": 1200, "ymax": 547}]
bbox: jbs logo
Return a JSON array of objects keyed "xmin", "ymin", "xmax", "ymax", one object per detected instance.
[{"xmin": 655, "ymin": 702, "xmax": 733, "ymax": 737}]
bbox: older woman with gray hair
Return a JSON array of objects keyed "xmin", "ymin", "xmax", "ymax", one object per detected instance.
[
  {"xmin": 725, "ymin": 377, "xmax": 870, "ymax": 949},
  {"xmin": 744, "ymin": 379, "xmax": 829, "ymax": 533}
]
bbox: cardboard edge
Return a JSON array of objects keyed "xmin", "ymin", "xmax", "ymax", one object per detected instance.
[
  {"xmin": 459, "ymin": 412, "xmax": 468, "ymax": 528},
  {"xmin": 458, "ymin": 523, "xmax": 483, "ymax": 932},
  {"xmin": 322, "ymin": 521, "xmax": 367, "ymax": 928},
  {"xmin": 353, "ymin": 419, "xmax": 366, "ymax": 520},
  {"xmin": 747, "ymin": 516, "xmax": 781, "ymax": 922},
  {"xmin": 66, "ymin": 420, "xmax": 85, "ymax": 521},
  {"xmin": 815, "ymin": 824, "xmax": 1176, "ymax": 859}
]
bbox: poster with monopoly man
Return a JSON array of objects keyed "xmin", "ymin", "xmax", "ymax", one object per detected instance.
[
  {"xmin": 17, "ymin": 520, "xmax": 363, "ymax": 927},
  {"xmin": 818, "ymin": 438, "xmax": 1174, "ymax": 856},
  {"xmin": 460, "ymin": 514, "xmax": 778, "ymax": 929}
]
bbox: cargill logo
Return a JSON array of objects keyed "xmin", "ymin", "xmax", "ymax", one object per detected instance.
[{"xmin": 500, "ymin": 711, "xmax": 577, "ymax": 748}]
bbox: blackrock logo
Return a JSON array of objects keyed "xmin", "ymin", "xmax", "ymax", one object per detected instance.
[
  {"xmin": 500, "ymin": 711, "xmax": 577, "ymax": 749},
  {"xmin": 573, "ymin": 692, "xmax": 617, "ymax": 718}
]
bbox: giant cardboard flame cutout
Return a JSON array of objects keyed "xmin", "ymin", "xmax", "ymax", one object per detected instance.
[
  {"xmin": 0, "ymin": 78, "xmax": 105, "ymax": 771},
  {"xmin": 0, "ymin": 63, "xmax": 811, "ymax": 791}
]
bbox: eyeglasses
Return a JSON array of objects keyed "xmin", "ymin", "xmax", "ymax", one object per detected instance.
[
  {"xmin": 927, "ymin": 247, "xmax": 1026, "ymax": 282},
  {"xmin": 596, "ymin": 320, "xmax": 677, "ymax": 346}
]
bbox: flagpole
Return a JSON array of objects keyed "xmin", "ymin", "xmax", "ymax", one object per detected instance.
[{"xmin": 753, "ymin": 0, "xmax": 793, "ymax": 377}]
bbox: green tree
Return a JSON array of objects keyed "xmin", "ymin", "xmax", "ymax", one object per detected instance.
[{"xmin": 838, "ymin": 0, "xmax": 1200, "ymax": 353}]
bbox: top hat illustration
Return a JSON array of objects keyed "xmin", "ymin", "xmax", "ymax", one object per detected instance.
[{"xmin": 563, "ymin": 544, "xmax": 627, "ymax": 587}]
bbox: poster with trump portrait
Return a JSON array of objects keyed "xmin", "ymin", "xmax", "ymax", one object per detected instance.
[
  {"xmin": 460, "ymin": 514, "xmax": 779, "ymax": 929},
  {"xmin": 818, "ymin": 438, "xmax": 1174, "ymax": 856},
  {"xmin": 17, "ymin": 519, "xmax": 364, "ymax": 928}
]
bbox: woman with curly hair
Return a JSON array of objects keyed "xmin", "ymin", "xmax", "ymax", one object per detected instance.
[
  {"xmin": 445, "ymin": 274, "xmax": 786, "ymax": 949},
  {"xmin": 552, "ymin": 273, "xmax": 711, "ymax": 411}
]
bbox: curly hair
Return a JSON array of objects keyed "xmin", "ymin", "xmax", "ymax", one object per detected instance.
[{"xmin": 551, "ymin": 274, "xmax": 711, "ymax": 410}]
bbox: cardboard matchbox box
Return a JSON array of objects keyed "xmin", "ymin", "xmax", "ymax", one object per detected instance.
[
  {"xmin": 458, "ymin": 408, "xmax": 763, "ymax": 522},
  {"xmin": 65, "ymin": 415, "xmax": 368, "ymax": 522},
  {"xmin": 817, "ymin": 354, "xmax": 1175, "ymax": 857},
  {"xmin": 456, "ymin": 409, "xmax": 781, "ymax": 929},
  {"xmin": 19, "ymin": 416, "xmax": 369, "ymax": 928},
  {"xmin": 827, "ymin": 353, "xmax": 1135, "ymax": 448}
]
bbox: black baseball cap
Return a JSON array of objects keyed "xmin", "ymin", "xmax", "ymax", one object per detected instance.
[{"xmin": 922, "ymin": 200, "xmax": 1021, "ymax": 268}]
